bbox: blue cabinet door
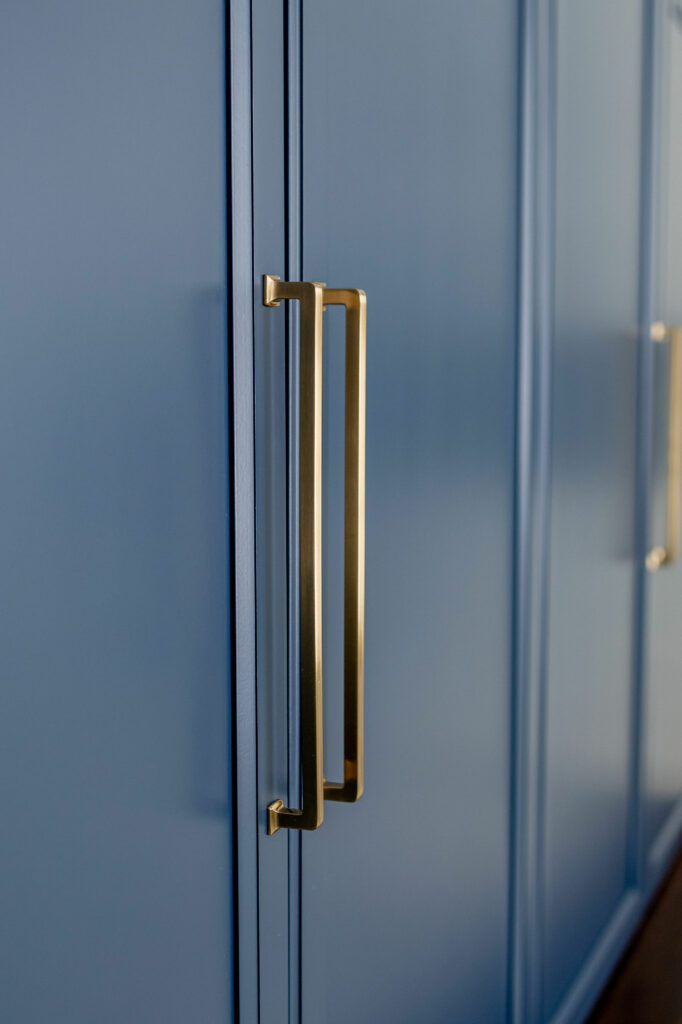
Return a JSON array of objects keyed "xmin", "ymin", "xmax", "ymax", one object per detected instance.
[
  {"xmin": 251, "ymin": 2, "xmax": 520, "ymax": 1021},
  {"xmin": 643, "ymin": 3, "xmax": 682, "ymax": 888},
  {"xmin": 541, "ymin": 1, "xmax": 644, "ymax": 1019},
  {"xmin": 0, "ymin": 4, "xmax": 231, "ymax": 1022}
]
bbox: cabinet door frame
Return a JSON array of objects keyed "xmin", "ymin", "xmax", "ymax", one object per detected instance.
[{"xmin": 228, "ymin": 1, "xmax": 260, "ymax": 1021}]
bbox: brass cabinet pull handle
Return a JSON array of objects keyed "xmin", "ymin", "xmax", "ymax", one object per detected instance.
[
  {"xmin": 264, "ymin": 275, "xmax": 325, "ymax": 834},
  {"xmin": 647, "ymin": 322, "xmax": 682, "ymax": 571},
  {"xmin": 322, "ymin": 289, "xmax": 367, "ymax": 804}
]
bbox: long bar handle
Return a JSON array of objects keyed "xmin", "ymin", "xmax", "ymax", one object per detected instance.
[
  {"xmin": 322, "ymin": 289, "xmax": 367, "ymax": 803},
  {"xmin": 647, "ymin": 322, "xmax": 682, "ymax": 571},
  {"xmin": 264, "ymin": 275, "xmax": 325, "ymax": 833}
]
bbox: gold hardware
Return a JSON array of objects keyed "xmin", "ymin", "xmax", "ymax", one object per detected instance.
[
  {"xmin": 647, "ymin": 322, "xmax": 682, "ymax": 571},
  {"xmin": 651, "ymin": 320, "xmax": 668, "ymax": 342},
  {"xmin": 322, "ymin": 289, "xmax": 367, "ymax": 804},
  {"xmin": 264, "ymin": 275, "xmax": 325, "ymax": 834}
]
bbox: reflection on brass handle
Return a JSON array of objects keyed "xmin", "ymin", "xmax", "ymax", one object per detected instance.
[
  {"xmin": 647, "ymin": 322, "xmax": 682, "ymax": 572},
  {"xmin": 322, "ymin": 289, "xmax": 367, "ymax": 804},
  {"xmin": 264, "ymin": 275, "xmax": 325, "ymax": 833}
]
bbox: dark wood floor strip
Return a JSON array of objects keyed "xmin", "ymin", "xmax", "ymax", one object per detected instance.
[{"xmin": 589, "ymin": 856, "xmax": 682, "ymax": 1024}]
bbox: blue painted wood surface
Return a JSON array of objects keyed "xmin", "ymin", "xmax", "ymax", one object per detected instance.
[
  {"xmin": 541, "ymin": 2, "xmax": 644, "ymax": 1019},
  {"xmin": 302, "ymin": 1, "xmax": 520, "ymax": 1017},
  {"xmin": 228, "ymin": 0, "xmax": 260, "ymax": 1019},
  {"xmin": 643, "ymin": 1, "xmax": 682, "ymax": 888},
  {"xmin": 4, "ymin": 1, "xmax": 682, "ymax": 1021},
  {"xmin": 251, "ymin": 2, "xmax": 521, "ymax": 1021},
  {"xmin": 242, "ymin": 3, "xmax": 682, "ymax": 1024},
  {"xmin": 0, "ymin": 3, "xmax": 232, "ymax": 1021}
]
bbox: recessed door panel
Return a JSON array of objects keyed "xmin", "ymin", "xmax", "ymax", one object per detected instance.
[
  {"xmin": 543, "ymin": 0, "xmax": 643, "ymax": 1016},
  {"xmin": 297, "ymin": 3, "xmax": 519, "ymax": 1021}
]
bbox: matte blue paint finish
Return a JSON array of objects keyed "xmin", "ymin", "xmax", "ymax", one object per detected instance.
[
  {"xmin": 249, "ymin": 3, "xmax": 296, "ymax": 1021},
  {"xmin": 240, "ymin": 4, "xmax": 682, "ymax": 1024},
  {"xmin": 512, "ymin": 3, "xmax": 557, "ymax": 1020},
  {"xmin": 643, "ymin": 3, "xmax": 682, "ymax": 880},
  {"xmin": 0, "ymin": 4, "xmax": 231, "ymax": 1022},
  {"xmin": 542, "ymin": 1, "xmax": 644, "ymax": 1018},
  {"xmin": 289, "ymin": 2, "xmax": 519, "ymax": 1021},
  {"xmin": 228, "ymin": 0, "xmax": 260, "ymax": 1018}
]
